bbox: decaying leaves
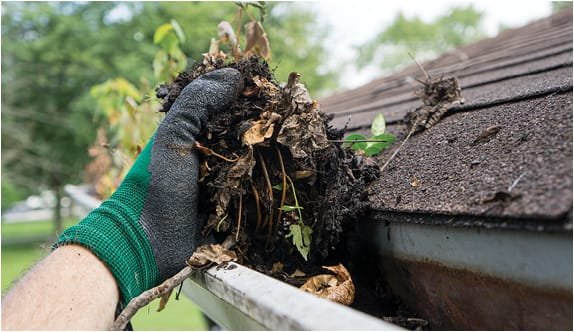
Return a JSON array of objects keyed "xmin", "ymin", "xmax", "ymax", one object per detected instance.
[
  {"xmin": 244, "ymin": 21, "xmax": 271, "ymax": 60},
  {"xmin": 406, "ymin": 76, "xmax": 465, "ymax": 132},
  {"xmin": 186, "ymin": 243, "xmax": 238, "ymax": 268},
  {"xmin": 241, "ymin": 111, "xmax": 282, "ymax": 146},
  {"xmin": 300, "ymin": 264, "xmax": 355, "ymax": 305},
  {"xmin": 276, "ymin": 102, "xmax": 330, "ymax": 159}
]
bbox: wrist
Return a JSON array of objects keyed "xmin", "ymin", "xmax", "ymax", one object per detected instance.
[{"xmin": 54, "ymin": 141, "xmax": 160, "ymax": 305}]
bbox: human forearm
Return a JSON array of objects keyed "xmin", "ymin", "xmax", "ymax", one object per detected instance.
[{"xmin": 1, "ymin": 245, "xmax": 119, "ymax": 330}]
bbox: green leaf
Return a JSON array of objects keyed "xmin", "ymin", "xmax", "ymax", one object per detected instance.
[
  {"xmin": 153, "ymin": 50, "xmax": 169, "ymax": 81},
  {"xmin": 272, "ymin": 183, "xmax": 284, "ymax": 191},
  {"xmin": 371, "ymin": 113, "xmax": 386, "ymax": 136},
  {"xmin": 279, "ymin": 205, "xmax": 303, "ymax": 212},
  {"xmin": 364, "ymin": 133, "xmax": 396, "ymax": 156},
  {"xmin": 286, "ymin": 223, "xmax": 312, "ymax": 260},
  {"xmin": 170, "ymin": 19, "xmax": 186, "ymax": 43},
  {"xmin": 154, "ymin": 23, "xmax": 173, "ymax": 44},
  {"xmin": 344, "ymin": 134, "xmax": 367, "ymax": 151}
]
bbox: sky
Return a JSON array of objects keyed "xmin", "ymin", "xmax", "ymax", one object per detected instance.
[{"xmin": 310, "ymin": 0, "xmax": 554, "ymax": 90}]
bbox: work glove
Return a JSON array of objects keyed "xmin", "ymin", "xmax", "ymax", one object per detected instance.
[{"xmin": 55, "ymin": 68, "xmax": 242, "ymax": 305}]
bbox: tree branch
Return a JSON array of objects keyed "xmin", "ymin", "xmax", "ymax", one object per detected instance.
[{"xmin": 111, "ymin": 266, "xmax": 193, "ymax": 331}]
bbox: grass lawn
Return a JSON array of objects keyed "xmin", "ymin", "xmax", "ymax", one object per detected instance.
[
  {"xmin": 1, "ymin": 218, "xmax": 77, "ymax": 238},
  {"xmin": 1, "ymin": 220, "xmax": 207, "ymax": 330}
]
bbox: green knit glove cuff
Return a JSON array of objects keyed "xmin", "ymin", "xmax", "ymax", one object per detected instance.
[{"xmin": 54, "ymin": 141, "xmax": 160, "ymax": 305}]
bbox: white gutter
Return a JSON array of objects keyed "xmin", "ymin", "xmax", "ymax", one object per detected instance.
[
  {"xmin": 183, "ymin": 262, "xmax": 403, "ymax": 330},
  {"xmin": 66, "ymin": 184, "xmax": 403, "ymax": 330}
]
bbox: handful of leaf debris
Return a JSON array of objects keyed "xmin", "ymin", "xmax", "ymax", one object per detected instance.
[
  {"xmin": 155, "ymin": 17, "xmax": 379, "ymax": 306},
  {"xmin": 159, "ymin": 55, "xmax": 377, "ymax": 268}
]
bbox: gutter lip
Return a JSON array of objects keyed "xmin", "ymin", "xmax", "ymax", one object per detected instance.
[
  {"xmin": 65, "ymin": 184, "xmax": 403, "ymax": 330},
  {"xmin": 184, "ymin": 262, "xmax": 403, "ymax": 331}
]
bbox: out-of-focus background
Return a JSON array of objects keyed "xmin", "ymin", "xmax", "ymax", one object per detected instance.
[{"xmin": 1, "ymin": 1, "xmax": 568, "ymax": 329}]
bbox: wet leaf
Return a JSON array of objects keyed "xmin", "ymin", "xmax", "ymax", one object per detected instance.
[
  {"xmin": 286, "ymin": 223, "xmax": 312, "ymax": 260},
  {"xmin": 186, "ymin": 243, "xmax": 238, "ymax": 268},
  {"xmin": 300, "ymin": 264, "xmax": 355, "ymax": 305},
  {"xmin": 371, "ymin": 113, "xmax": 387, "ymax": 136}
]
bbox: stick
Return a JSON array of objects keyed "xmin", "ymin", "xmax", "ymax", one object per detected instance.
[
  {"xmin": 380, "ymin": 125, "xmax": 416, "ymax": 173},
  {"xmin": 508, "ymin": 172, "xmax": 526, "ymax": 192},
  {"xmin": 275, "ymin": 146, "xmax": 288, "ymax": 228},
  {"xmin": 409, "ymin": 52, "xmax": 430, "ymax": 80},
  {"xmin": 235, "ymin": 183, "xmax": 243, "ymax": 241},
  {"xmin": 252, "ymin": 182, "xmax": 263, "ymax": 233},
  {"xmin": 112, "ymin": 266, "xmax": 194, "ymax": 331},
  {"xmin": 257, "ymin": 151, "xmax": 274, "ymax": 232}
]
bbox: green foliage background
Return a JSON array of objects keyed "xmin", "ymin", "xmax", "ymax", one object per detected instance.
[
  {"xmin": 1, "ymin": 2, "xmax": 337, "ymax": 208},
  {"xmin": 356, "ymin": 5, "xmax": 485, "ymax": 73}
]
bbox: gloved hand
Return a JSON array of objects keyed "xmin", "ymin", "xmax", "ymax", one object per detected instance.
[{"xmin": 55, "ymin": 68, "xmax": 242, "ymax": 305}]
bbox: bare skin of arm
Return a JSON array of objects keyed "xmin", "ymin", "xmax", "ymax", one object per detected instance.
[{"xmin": 2, "ymin": 245, "xmax": 119, "ymax": 330}]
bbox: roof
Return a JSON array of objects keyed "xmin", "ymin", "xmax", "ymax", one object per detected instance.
[{"xmin": 320, "ymin": 8, "xmax": 573, "ymax": 230}]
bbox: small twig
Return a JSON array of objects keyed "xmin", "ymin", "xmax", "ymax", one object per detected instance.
[
  {"xmin": 236, "ymin": 183, "xmax": 243, "ymax": 241},
  {"xmin": 380, "ymin": 125, "xmax": 416, "ymax": 173},
  {"xmin": 194, "ymin": 142, "xmax": 239, "ymax": 163},
  {"xmin": 257, "ymin": 150, "xmax": 274, "ymax": 232},
  {"xmin": 112, "ymin": 266, "xmax": 193, "ymax": 331},
  {"xmin": 508, "ymin": 172, "xmax": 526, "ymax": 192},
  {"xmin": 409, "ymin": 52, "xmax": 430, "ymax": 80},
  {"xmin": 252, "ymin": 182, "xmax": 263, "ymax": 233},
  {"xmin": 275, "ymin": 146, "xmax": 288, "ymax": 227},
  {"xmin": 215, "ymin": 214, "xmax": 228, "ymax": 232},
  {"xmin": 285, "ymin": 175, "xmax": 303, "ymax": 223}
]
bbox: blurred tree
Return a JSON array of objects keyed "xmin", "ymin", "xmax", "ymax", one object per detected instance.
[
  {"xmin": 1, "ymin": 2, "xmax": 336, "ymax": 227},
  {"xmin": 356, "ymin": 5, "xmax": 485, "ymax": 73},
  {"xmin": 551, "ymin": 1, "xmax": 573, "ymax": 12}
]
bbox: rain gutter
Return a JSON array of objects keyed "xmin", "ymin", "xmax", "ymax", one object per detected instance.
[{"xmin": 65, "ymin": 185, "xmax": 402, "ymax": 330}]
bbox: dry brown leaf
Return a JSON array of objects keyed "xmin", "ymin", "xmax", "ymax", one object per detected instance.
[
  {"xmin": 277, "ymin": 102, "xmax": 330, "ymax": 159},
  {"xmin": 290, "ymin": 269, "xmax": 306, "ymax": 278},
  {"xmin": 295, "ymin": 170, "xmax": 314, "ymax": 179},
  {"xmin": 244, "ymin": 21, "xmax": 271, "ymax": 60},
  {"xmin": 217, "ymin": 21, "xmax": 237, "ymax": 47},
  {"xmin": 157, "ymin": 288, "xmax": 173, "ymax": 312},
  {"xmin": 271, "ymin": 262, "xmax": 284, "ymax": 274},
  {"xmin": 300, "ymin": 264, "xmax": 355, "ymax": 305},
  {"xmin": 207, "ymin": 148, "xmax": 256, "ymax": 231},
  {"xmin": 252, "ymin": 75, "xmax": 280, "ymax": 100},
  {"xmin": 187, "ymin": 243, "xmax": 238, "ymax": 268},
  {"xmin": 242, "ymin": 120, "xmax": 275, "ymax": 146},
  {"xmin": 242, "ymin": 111, "xmax": 282, "ymax": 146}
]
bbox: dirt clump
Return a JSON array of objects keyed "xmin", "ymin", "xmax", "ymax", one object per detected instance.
[{"xmin": 157, "ymin": 56, "xmax": 379, "ymax": 279}]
